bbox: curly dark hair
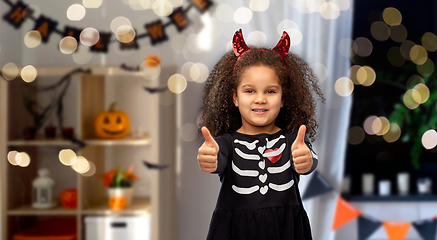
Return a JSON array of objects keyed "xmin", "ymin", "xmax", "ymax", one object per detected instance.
[{"xmin": 199, "ymin": 47, "xmax": 325, "ymax": 141}]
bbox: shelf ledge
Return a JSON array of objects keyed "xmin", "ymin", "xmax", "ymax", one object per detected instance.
[{"xmin": 7, "ymin": 136, "xmax": 151, "ymax": 147}]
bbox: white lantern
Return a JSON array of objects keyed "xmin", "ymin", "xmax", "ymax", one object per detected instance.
[{"xmin": 32, "ymin": 168, "xmax": 56, "ymax": 209}]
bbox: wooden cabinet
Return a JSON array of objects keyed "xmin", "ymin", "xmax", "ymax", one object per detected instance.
[{"xmin": 0, "ymin": 67, "xmax": 177, "ymax": 240}]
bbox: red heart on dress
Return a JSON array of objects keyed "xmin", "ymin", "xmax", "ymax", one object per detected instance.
[{"xmin": 265, "ymin": 148, "xmax": 282, "ymax": 163}]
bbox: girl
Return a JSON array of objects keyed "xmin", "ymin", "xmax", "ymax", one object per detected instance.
[{"xmin": 197, "ymin": 29, "xmax": 325, "ymax": 240}]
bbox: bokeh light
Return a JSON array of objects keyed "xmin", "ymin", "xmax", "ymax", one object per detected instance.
[
  {"xmin": 67, "ymin": 4, "xmax": 86, "ymax": 21},
  {"xmin": 389, "ymin": 24, "xmax": 407, "ymax": 42},
  {"xmin": 111, "ymin": 17, "xmax": 132, "ymax": 33},
  {"xmin": 247, "ymin": 31, "xmax": 266, "ymax": 47},
  {"xmin": 250, "ymin": 0, "xmax": 269, "ymax": 11},
  {"xmin": 24, "ymin": 31, "xmax": 42, "ymax": 48},
  {"xmin": 168, "ymin": 0, "xmax": 183, "ymax": 7},
  {"xmin": 353, "ymin": 37, "xmax": 373, "ymax": 57},
  {"xmin": 216, "ymin": 4, "xmax": 234, "ymax": 23},
  {"xmin": 83, "ymin": 0, "xmax": 103, "ymax": 8},
  {"xmin": 383, "ymin": 7, "xmax": 402, "ymax": 26},
  {"xmin": 376, "ymin": 117, "xmax": 390, "ymax": 136},
  {"xmin": 357, "ymin": 66, "xmax": 376, "ymax": 86},
  {"xmin": 72, "ymin": 46, "xmax": 92, "ymax": 64},
  {"xmin": 81, "ymin": 160, "xmax": 96, "ymax": 177},
  {"xmin": 288, "ymin": 28, "xmax": 302, "ymax": 46},
  {"xmin": 277, "ymin": 20, "xmax": 298, "ymax": 35},
  {"xmin": 414, "ymin": 83, "xmax": 430, "ymax": 104},
  {"xmin": 410, "ymin": 45, "xmax": 428, "ymax": 65},
  {"xmin": 422, "ymin": 130, "xmax": 437, "ymax": 150},
  {"xmin": 370, "ymin": 21, "xmax": 390, "ymax": 41},
  {"xmin": 2, "ymin": 62, "xmax": 19, "ymax": 80},
  {"xmin": 406, "ymin": 75, "xmax": 424, "ymax": 89},
  {"xmin": 168, "ymin": 73, "xmax": 187, "ymax": 94},
  {"xmin": 403, "ymin": 89, "xmax": 421, "ymax": 109},
  {"xmin": 383, "ymin": 123, "xmax": 401, "ymax": 143},
  {"xmin": 71, "ymin": 156, "xmax": 90, "ymax": 173},
  {"xmin": 179, "ymin": 123, "xmax": 198, "ymax": 142},
  {"xmin": 181, "ymin": 62, "xmax": 195, "ymax": 81},
  {"xmin": 59, "ymin": 149, "xmax": 77, "ymax": 166},
  {"xmin": 400, "ymin": 40, "xmax": 415, "ymax": 60},
  {"xmin": 417, "ymin": 58, "xmax": 434, "ymax": 77},
  {"xmin": 421, "ymin": 32, "xmax": 437, "ymax": 52},
  {"xmin": 80, "ymin": 28, "xmax": 100, "ymax": 46},
  {"xmin": 7, "ymin": 151, "xmax": 19, "ymax": 166},
  {"xmin": 234, "ymin": 7, "xmax": 252, "ymax": 24},
  {"xmin": 190, "ymin": 63, "xmax": 209, "ymax": 83},
  {"xmin": 310, "ymin": 63, "xmax": 328, "ymax": 82},
  {"xmin": 139, "ymin": 60, "xmax": 161, "ymax": 80},
  {"xmin": 17, "ymin": 152, "xmax": 31, "ymax": 167},
  {"xmin": 152, "ymin": 0, "xmax": 173, "ymax": 16},
  {"xmin": 347, "ymin": 126, "xmax": 365, "ymax": 145},
  {"xmin": 334, "ymin": 77, "xmax": 354, "ymax": 97},
  {"xmin": 115, "ymin": 26, "xmax": 136, "ymax": 43},
  {"xmin": 21, "ymin": 65, "xmax": 37, "ymax": 83},
  {"xmin": 59, "ymin": 36, "xmax": 78, "ymax": 54},
  {"xmin": 139, "ymin": 0, "xmax": 151, "ymax": 9},
  {"xmin": 387, "ymin": 46, "xmax": 405, "ymax": 67},
  {"xmin": 363, "ymin": 115, "xmax": 379, "ymax": 135},
  {"xmin": 320, "ymin": 2, "xmax": 340, "ymax": 20},
  {"xmin": 348, "ymin": 65, "xmax": 361, "ymax": 85}
]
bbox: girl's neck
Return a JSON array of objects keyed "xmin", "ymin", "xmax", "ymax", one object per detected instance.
[{"xmin": 236, "ymin": 125, "xmax": 281, "ymax": 135}]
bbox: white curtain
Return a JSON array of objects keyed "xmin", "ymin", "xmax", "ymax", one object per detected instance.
[{"xmin": 177, "ymin": 1, "xmax": 354, "ymax": 239}]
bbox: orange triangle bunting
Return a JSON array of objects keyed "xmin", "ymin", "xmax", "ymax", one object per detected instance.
[
  {"xmin": 332, "ymin": 197, "xmax": 361, "ymax": 230},
  {"xmin": 383, "ymin": 222, "xmax": 411, "ymax": 240}
]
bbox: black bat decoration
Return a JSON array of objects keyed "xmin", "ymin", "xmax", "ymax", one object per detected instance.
[
  {"xmin": 143, "ymin": 86, "xmax": 168, "ymax": 93},
  {"xmin": 143, "ymin": 160, "xmax": 168, "ymax": 170}
]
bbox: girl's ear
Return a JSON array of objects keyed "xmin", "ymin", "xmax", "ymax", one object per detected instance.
[{"xmin": 233, "ymin": 92, "xmax": 239, "ymax": 107}]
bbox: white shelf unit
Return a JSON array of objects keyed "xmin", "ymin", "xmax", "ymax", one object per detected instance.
[{"xmin": 0, "ymin": 67, "xmax": 177, "ymax": 240}]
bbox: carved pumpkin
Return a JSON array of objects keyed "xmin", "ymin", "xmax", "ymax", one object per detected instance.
[
  {"xmin": 94, "ymin": 102, "xmax": 130, "ymax": 139},
  {"xmin": 60, "ymin": 189, "xmax": 77, "ymax": 209}
]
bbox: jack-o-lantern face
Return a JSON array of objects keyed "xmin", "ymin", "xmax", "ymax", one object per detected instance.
[{"xmin": 94, "ymin": 103, "xmax": 130, "ymax": 139}]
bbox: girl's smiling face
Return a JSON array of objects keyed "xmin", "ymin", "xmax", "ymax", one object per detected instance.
[{"xmin": 233, "ymin": 65, "xmax": 283, "ymax": 135}]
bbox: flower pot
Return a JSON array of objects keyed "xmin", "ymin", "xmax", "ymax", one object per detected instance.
[{"xmin": 107, "ymin": 187, "xmax": 133, "ymax": 206}]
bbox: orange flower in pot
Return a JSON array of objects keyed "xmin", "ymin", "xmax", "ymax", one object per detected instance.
[{"xmin": 94, "ymin": 102, "xmax": 130, "ymax": 139}]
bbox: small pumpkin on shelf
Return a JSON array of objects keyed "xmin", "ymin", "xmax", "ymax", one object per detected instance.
[{"xmin": 94, "ymin": 102, "xmax": 130, "ymax": 139}]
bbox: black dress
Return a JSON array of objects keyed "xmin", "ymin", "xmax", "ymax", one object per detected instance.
[{"xmin": 206, "ymin": 129, "xmax": 318, "ymax": 240}]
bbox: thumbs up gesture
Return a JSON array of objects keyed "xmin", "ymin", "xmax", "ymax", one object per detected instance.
[
  {"xmin": 197, "ymin": 127, "xmax": 219, "ymax": 173},
  {"xmin": 291, "ymin": 125, "xmax": 313, "ymax": 174}
]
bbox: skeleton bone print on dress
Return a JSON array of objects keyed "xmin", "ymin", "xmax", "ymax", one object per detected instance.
[{"xmin": 231, "ymin": 134, "xmax": 295, "ymax": 195}]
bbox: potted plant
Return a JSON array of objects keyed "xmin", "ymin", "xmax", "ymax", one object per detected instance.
[
  {"xmin": 387, "ymin": 65, "xmax": 437, "ymax": 169},
  {"xmin": 100, "ymin": 164, "xmax": 139, "ymax": 210}
]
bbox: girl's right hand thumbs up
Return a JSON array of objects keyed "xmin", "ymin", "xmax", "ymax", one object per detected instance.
[{"xmin": 197, "ymin": 127, "xmax": 219, "ymax": 173}]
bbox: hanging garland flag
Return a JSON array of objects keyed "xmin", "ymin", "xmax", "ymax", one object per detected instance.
[
  {"xmin": 412, "ymin": 219, "xmax": 437, "ymax": 240},
  {"xmin": 33, "ymin": 15, "xmax": 58, "ymax": 43},
  {"xmin": 2, "ymin": 1, "xmax": 30, "ymax": 29},
  {"xmin": 383, "ymin": 222, "xmax": 410, "ymax": 240},
  {"xmin": 191, "ymin": 0, "xmax": 213, "ymax": 13},
  {"xmin": 1, "ymin": 0, "xmax": 213, "ymax": 54},
  {"xmin": 120, "ymin": 39, "xmax": 139, "ymax": 50},
  {"xmin": 302, "ymin": 170, "xmax": 334, "ymax": 201},
  {"xmin": 169, "ymin": 7, "xmax": 189, "ymax": 32},
  {"xmin": 91, "ymin": 32, "xmax": 111, "ymax": 52},
  {"xmin": 64, "ymin": 26, "xmax": 82, "ymax": 42},
  {"xmin": 357, "ymin": 215, "xmax": 381, "ymax": 240},
  {"xmin": 145, "ymin": 20, "xmax": 168, "ymax": 45},
  {"xmin": 332, "ymin": 197, "xmax": 361, "ymax": 230}
]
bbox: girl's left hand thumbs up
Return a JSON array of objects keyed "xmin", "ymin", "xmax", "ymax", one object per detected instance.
[{"xmin": 292, "ymin": 125, "xmax": 312, "ymax": 174}]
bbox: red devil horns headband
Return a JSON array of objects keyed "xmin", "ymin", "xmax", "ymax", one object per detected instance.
[{"xmin": 232, "ymin": 29, "xmax": 290, "ymax": 73}]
